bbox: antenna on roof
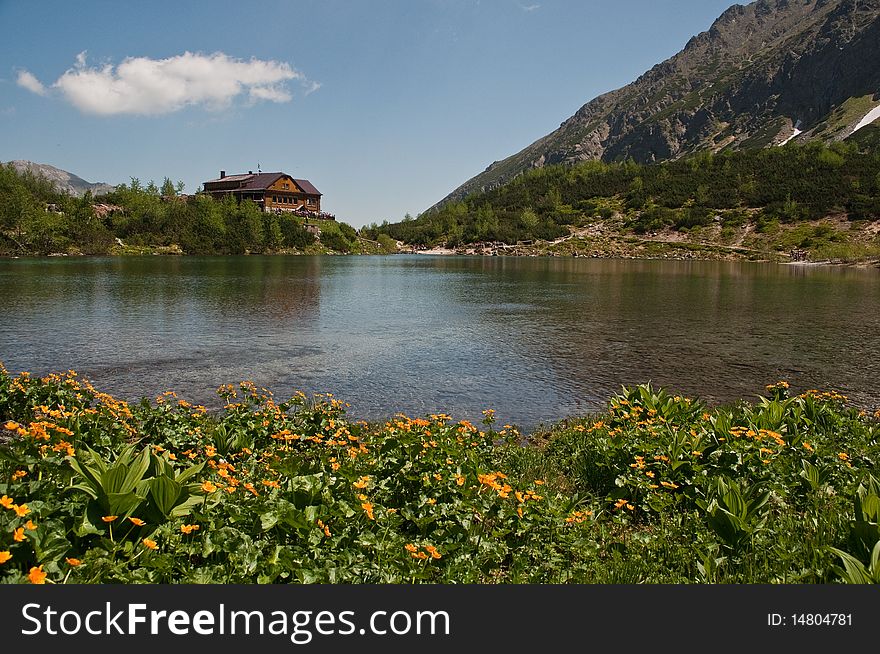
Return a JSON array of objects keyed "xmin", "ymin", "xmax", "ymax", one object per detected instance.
[{"xmin": 257, "ymin": 162, "xmax": 261, "ymax": 173}]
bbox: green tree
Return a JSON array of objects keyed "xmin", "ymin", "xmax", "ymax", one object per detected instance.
[{"xmin": 161, "ymin": 177, "xmax": 176, "ymax": 197}]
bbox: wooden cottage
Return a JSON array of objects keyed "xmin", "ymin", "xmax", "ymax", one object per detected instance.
[{"xmin": 202, "ymin": 170, "xmax": 330, "ymax": 217}]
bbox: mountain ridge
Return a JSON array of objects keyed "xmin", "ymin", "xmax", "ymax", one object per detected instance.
[
  {"xmin": 5, "ymin": 160, "xmax": 116, "ymax": 197},
  {"xmin": 431, "ymin": 0, "xmax": 880, "ymax": 210}
]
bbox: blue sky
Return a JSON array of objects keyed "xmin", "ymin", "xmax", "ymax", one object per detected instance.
[{"xmin": 1, "ymin": 0, "xmax": 736, "ymax": 227}]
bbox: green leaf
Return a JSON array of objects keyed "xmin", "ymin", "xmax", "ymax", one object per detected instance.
[
  {"xmin": 175, "ymin": 460, "xmax": 205, "ymax": 484},
  {"xmin": 119, "ymin": 447, "xmax": 151, "ymax": 494},
  {"xmin": 33, "ymin": 531, "xmax": 71, "ymax": 564},
  {"xmin": 829, "ymin": 547, "xmax": 875, "ymax": 584},
  {"xmin": 260, "ymin": 512, "xmax": 279, "ymax": 531},
  {"xmin": 106, "ymin": 491, "xmax": 144, "ymax": 518},
  {"xmin": 150, "ymin": 476, "xmax": 182, "ymax": 517}
]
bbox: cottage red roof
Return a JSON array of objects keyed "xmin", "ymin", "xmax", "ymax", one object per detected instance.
[
  {"xmin": 204, "ymin": 172, "xmax": 320, "ymax": 195},
  {"xmin": 292, "ymin": 178, "xmax": 321, "ymax": 196}
]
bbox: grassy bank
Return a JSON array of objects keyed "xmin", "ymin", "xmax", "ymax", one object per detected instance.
[
  {"xmin": 1, "ymin": 366, "xmax": 877, "ymax": 584},
  {"xmin": 413, "ymin": 213, "xmax": 880, "ymax": 266}
]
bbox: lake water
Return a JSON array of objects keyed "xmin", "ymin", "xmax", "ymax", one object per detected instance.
[{"xmin": 1, "ymin": 255, "xmax": 878, "ymax": 429}]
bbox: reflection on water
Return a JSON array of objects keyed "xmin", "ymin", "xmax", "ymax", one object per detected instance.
[{"xmin": 1, "ymin": 255, "xmax": 878, "ymax": 429}]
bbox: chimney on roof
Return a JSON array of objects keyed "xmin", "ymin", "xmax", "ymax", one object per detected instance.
[
  {"xmin": 248, "ymin": 170, "xmax": 253, "ymax": 175},
  {"xmin": 220, "ymin": 170, "xmax": 226, "ymax": 179}
]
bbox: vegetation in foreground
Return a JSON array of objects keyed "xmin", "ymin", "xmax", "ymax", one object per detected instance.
[{"xmin": 0, "ymin": 366, "xmax": 878, "ymax": 584}]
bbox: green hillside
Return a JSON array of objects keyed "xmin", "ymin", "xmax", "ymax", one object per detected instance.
[{"xmin": 369, "ymin": 139, "xmax": 880, "ymax": 261}]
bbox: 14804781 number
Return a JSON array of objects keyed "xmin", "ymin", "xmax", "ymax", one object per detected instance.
[{"xmin": 791, "ymin": 614, "xmax": 852, "ymax": 626}]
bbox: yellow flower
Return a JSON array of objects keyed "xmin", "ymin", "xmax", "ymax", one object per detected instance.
[
  {"xmin": 405, "ymin": 543, "xmax": 418, "ymax": 553},
  {"xmin": 3, "ymin": 421, "xmax": 19, "ymax": 431},
  {"xmin": 0, "ymin": 551, "xmax": 12, "ymax": 564},
  {"xmin": 802, "ymin": 442, "xmax": 813, "ymax": 452},
  {"xmin": 101, "ymin": 515, "xmax": 117, "ymax": 523},
  {"xmin": 455, "ymin": 474, "xmax": 465, "ymax": 486},
  {"xmin": 426, "ymin": 498, "xmax": 437, "ymax": 505},
  {"xmin": 28, "ymin": 565, "xmax": 47, "ymax": 584},
  {"xmin": 353, "ymin": 476, "xmax": 370, "ymax": 489},
  {"xmin": 201, "ymin": 481, "xmax": 218, "ymax": 493},
  {"xmin": 25, "ymin": 520, "xmax": 37, "ymax": 530},
  {"xmin": 838, "ymin": 452, "xmax": 849, "ymax": 461},
  {"xmin": 425, "ymin": 545, "xmax": 441, "ymax": 559},
  {"xmin": 0, "ymin": 495, "xmax": 13, "ymax": 509},
  {"xmin": 142, "ymin": 538, "xmax": 158, "ymax": 550},
  {"xmin": 128, "ymin": 517, "xmax": 146, "ymax": 526},
  {"xmin": 180, "ymin": 524, "xmax": 200, "ymax": 534},
  {"xmin": 11, "ymin": 470, "xmax": 26, "ymax": 481},
  {"xmin": 13, "ymin": 527, "xmax": 27, "ymax": 542},
  {"xmin": 66, "ymin": 558, "xmax": 82, "ymax": 566},
  {"xmin": 361, "ymin": 502, "xmax": 375, "ymax": 520},
  {"xmin": 12, "ymin": 504, "xmax": 29, "ymax": 517}
]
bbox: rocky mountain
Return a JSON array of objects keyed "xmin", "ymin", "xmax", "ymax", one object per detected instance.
[
  {"xmin": 433, "ymin": 0, "xmax": 880, "ymax": 209},
  {"xmin": 6, "ymin": 160, "xmax": 116, "ymax": 197}
]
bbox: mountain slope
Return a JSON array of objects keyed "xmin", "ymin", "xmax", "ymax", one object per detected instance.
[
  {"xmin": 6, "ymin": 160, "xmax": 116, "ymax": 197},
  {"xmin": 433, "ymin": 0, "xmax": 880, "ymax": 209}
]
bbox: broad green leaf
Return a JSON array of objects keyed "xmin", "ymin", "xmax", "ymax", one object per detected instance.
[{"xmin": 150, "ymin": 476, "xmax": 182, "ymax": 517}]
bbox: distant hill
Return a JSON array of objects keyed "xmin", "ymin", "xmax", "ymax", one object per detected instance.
[
  {"xmin": 433, "ymin": 0, "xmax": 880, "ymax": 210},
  {"xmin": 6, "ymin": 160, "xmax": 116, "ymax": 197}
]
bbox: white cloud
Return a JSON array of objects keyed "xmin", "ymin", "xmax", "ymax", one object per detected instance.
[
  {"xmin": 302, "ymin": 80, "xmax": 322, "ymax": 96},
  {"xmin": 521, "ymin": 3, "xmax": 540, "ymax": 11},
  {"xmin": 16, "ymin": 70, "xmax": 48, "ymax": 96},
  {"xmin": 48, "ymin": 51, "xmax": 315, "ymax": 116},
  {"xmin": 248, "ymin": 85, "xmax": 292, "ymax": 103}
]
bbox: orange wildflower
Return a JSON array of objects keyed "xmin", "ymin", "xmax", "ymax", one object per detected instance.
[
  {"xmin": 180, "ymin": 524, "xmax": 200, "ymax": 534},
  {"xmin": 66, "ymin": 558, "xmax": 82, "ymax": 566},
  {"xmin": 128, "ymin": 517, "xmax": 146, "ymax": 526},
  {"xmin": 0, "ymin": 551, "xmax": 12, "ymax": 564},
  {"xmin": 28, "ymin": 565, "xmax": 47, "ymax": 584},
  {"xmin": 13, "ymin": 527, "xmax": 26, "ymax": 542},
  {"xmin": 201, "ymin": 481, "xmax": 218, "ymax": 493},
  {"xmin": 101, "ymin": 515, "xmax": 117, "ymax": 523},
  {"xmin": 142, "ymin": 538, "xmax": 158, "ymax": 550},
  {"xmin": 361, "ymin": 502, "xmax": 375, "ymax": 520},
  {"xmin": 25, "ymin": 520, "xmax": 37, "ymax": 530},
  {"xmin": 12, "ymin": 504, "xmax": 29, "ymax": 517},
  {"xmin": 0, "ymin": 495, "xmax": 13, "ymax": 509}
]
